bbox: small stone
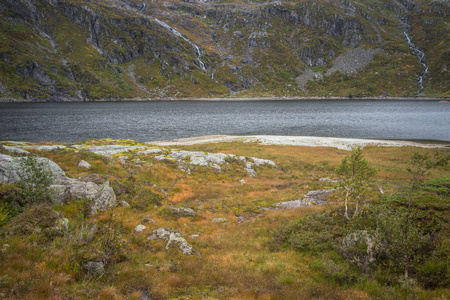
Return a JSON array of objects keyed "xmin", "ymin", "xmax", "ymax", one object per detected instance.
[
  {"xmin": 319, "ymin": 177, "xmax": 338, "ymax": 183},
  {"xmin": 190, "ymin": 234, "xmax": 200, "ymax": 238},
  {"xmin": 62, "ymin": 218, "xmax": 69, "ymax": 231},
  {"xmin": 212, "ymin": 218, "xmax": 229, "ymax": 223},
  {"xmin": 78, "ymin": 160, "xmax": 91, "ymax": 169},
  {"xmin": 135, "ymin": 224, "xmax": 147, "ymax": 232},
  {"xmin": 1, "ymin": 244, "xmax": 10, "ymax": 253},
  {"xmin": 167, "ymin": 207, "xmax": 196, "ymax": 217},
  {"xmin": 119, "ymin": 201, "xmax": 131, "ymax": 208},
  {"xmin": 239, "ymin": 179, "xmax": 245, "ymax": 183},
  {"xmin": 148, "ymin": 227, "xmax": 199, "ymax": 256},
  {"xmin": 142, "ymin": 217, "xmax": 155, "ymax": 224}
]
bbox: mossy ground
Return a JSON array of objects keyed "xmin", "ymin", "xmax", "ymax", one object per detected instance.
[{"xmin": 0, "ymin": 139, "xmax": 449, "ymax": 299}]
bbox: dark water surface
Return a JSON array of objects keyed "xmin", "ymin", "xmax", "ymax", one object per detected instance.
[{"xmin": 0, "ymin": 100, "xmax": 449, "ymax": 143}]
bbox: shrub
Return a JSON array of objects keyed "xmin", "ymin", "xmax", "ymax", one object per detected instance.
[
  {"xmin": 18, "ymin": 156, "xmax": 53, "ymax": 205},
  {"xmin": 4, "ymin": 205, "xmax": 67, "ymax": 242}
]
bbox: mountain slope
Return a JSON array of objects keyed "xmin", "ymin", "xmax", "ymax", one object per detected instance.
[{"xmin": 0, "ymin": 0, "xmax": 448, "ymax": 100}]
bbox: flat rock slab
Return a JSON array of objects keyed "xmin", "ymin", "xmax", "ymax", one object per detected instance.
[
  {"xmin": 274, "ymin": 188, "xmax": 334, "ymax": 209},
  {"xmin": 73, "ymin": 145, "xmax": 147, "ymax": 156}
]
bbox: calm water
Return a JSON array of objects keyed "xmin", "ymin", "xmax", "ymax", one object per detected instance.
[{"xmin": 0, "ymin": 100, "xmax": 449, "ymax": 143}]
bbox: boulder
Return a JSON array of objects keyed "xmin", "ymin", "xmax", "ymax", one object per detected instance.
[
  {"xmin": 167, "ymin": 206, "xmax": 196, "ymax": 217},
  {"xmin": 148, "ymin": 227, "xmax": 199, "ymax": 256},
  {"xmin": 0, "ymin": 154, "xmax": 116, "ymax": 213},
  {"xmin": 142, "ymin": 217, "xmax": 155, "ymax": 224},
  {"xmin": 135, "ymin": 224, "xmax": 147, "ymax": 232},
  {"xmin": 212, "ymin": 218, "xmax": 229, "ymax": 223},
  {"xmin": 119, "ymin": 201, "xmax": 131, "ymax": 208},
  {"xmin": 78, "ymin": 160, "xmax": 91, "ymax": 169},
  {"xmin": 274, "ymin": 189, "xmax": 334, "ymax": 209}
]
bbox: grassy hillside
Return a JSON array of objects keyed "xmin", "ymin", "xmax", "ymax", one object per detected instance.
[
  {"xmin": 0, "ymin": 139, "xmax": 449, "ymax": 299},
  {"xmin": 0, "ymin": 0, "xmax": 448, "ymax": 100}
]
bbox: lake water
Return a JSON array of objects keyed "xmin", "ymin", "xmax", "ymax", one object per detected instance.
[{"xmin": 0, "ymin": 100, "xmax": 449, "ymax": 143}]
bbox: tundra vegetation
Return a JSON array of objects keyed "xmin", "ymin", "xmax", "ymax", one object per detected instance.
[{"xmin": 0, "ymin": 139, "xmax": 449, "ymax": 299}]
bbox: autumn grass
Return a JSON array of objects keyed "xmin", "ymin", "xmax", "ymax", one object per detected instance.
[{"xmin": 0, "ymin": 140, "xmax": 449, "ymax": 299}]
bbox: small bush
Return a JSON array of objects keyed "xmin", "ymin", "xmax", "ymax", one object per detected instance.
[
  {"xmin": 422, "ymin": 176, "xmax": 450, "ymax": 196},
  {"xmin": 5, "ymin": 205, "xmax": 66, "ymax": 242},
  {"xmin": 18, "ymin": 156, "xmax": 53, "ymax": 206}
]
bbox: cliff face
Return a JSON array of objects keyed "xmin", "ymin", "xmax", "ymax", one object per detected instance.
[{"xmin": 0, "ymin": 0, "xmax": 448, "ymax": 100}]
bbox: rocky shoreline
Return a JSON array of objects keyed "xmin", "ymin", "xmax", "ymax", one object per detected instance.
[
  {"xmin": 0, "ymin": 96, "xmax": 449, "ymax": 103},
  {"xmin": 150, "ymin": 135, "xmax": 450, "ymax": 150}
]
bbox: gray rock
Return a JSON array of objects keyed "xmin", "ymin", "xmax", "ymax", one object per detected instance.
[
  {"xmin": 2, "ymin": 244, "xmax": 10, "ymax": 253},
  {"xmin": 3, "ymin": 146, "xmax": 30, "ymax": 155},
  {"xmin": 137, "ymin": 148, "xmax": 162, "ymax": 155},
  {"xmin": 0, "ymin": 154, "xmax": 66, "ymax": 184},
  {"xmin": 148, "ymin": 227, "xmax": 199, "ymax": 256},
  {"xmin": 62, "ymin": 218, "xmax": 69, "ymax": 232},
  {"xmin": 148, "ymin": 150, "xmax": 277, "ymax": 177},
  {"xmin": 21, "ymin": 145, "xmax": 66, "ymax": 151},
  {"xmin": 212, "ymin": 218, "xmax": 229, "ymax": 223},
  {"xmin": 135, "ymin": 224, "xmax": 147, "ymax": 232},
  {"xmin": 119, "ymin": 201, "xmax": 131, "ymax": 208},
  {"xmin": 0, "ymin": 154, "xmax": 116, "ymax": 213},
  {"xmin": 167, "ymin": 206, "xmax": 196, "ymax": 217},
  {"xmin": 244, "ymin": 167, "xmax": 257, "ymax": 177},
  {"xmin": 78, "ymin": 160, "xmax": 91, "ymax": 169},
  {"xmin": 274, "ymin": 189, "xmax": 334, "ymax": 209},
  {"xmin": 319, "ymin": 177, "xmax": 338, "ymax": 183},
  {"xmin": 76, "ymin": 145, "xmax": 147, "ymax": 157},
  {"xmin": 142, "ymin": 217, "xmax": 155, "ymax": 224}
]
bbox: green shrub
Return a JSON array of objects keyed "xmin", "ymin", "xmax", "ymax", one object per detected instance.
[
  {"xmin": 422, "ymin": 176, "xmax": 450, "ymax": 196},
  {"xmin": 18, "ymin": 156, "xmax": 53, "ymax": 205}
]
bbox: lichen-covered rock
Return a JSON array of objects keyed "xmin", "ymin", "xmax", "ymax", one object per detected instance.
[
  {"xmin": 147, "ymin": 150, "xmax": 277, "ymax": 177},
  {"xmin": 75, "ymin": 145, "xmax": 147, "ymax": 157},
  {"xmin": 78, "ymin": 160, "xmax": 91, "ymax": 169},
  {"xmin": 0, "ymin": 154, "xmax": 66, "ymax": 184},
  {"xmin": 0, "ymin": 154, "xmax": 116, "ymax": 213},
  {"xmin": 148, "ymin": 227, "xmax": 199, "ymax": 256},
  {"xmin": 135, "ymin": 224, "xmax": 147, "ymax": 232},
  {"xmin": 167, "ymin": 206, "xmax": 196, "ymax": 218},
  {"xmin": 141, "ymin": 217, "xmax": 155, "ymax": 224},
  {"xmin": 274, "ymin": 189, "xmax": 334, "ymax": 209},
  {"xmin": 212, "ymin": 218, "xmax": 229, "ymax": 223},
  {"xmin": 118, "ymin": 201, "xmax": 131, "ymax": 208}
]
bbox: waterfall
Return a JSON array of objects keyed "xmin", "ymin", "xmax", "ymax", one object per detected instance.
[
  {"xmin": 403, "ymin": 31, "xmax": 429, "ymax": 93},
  {"xmin": 153, "ymin": 18, "xmax": 207, "ymax": 72}
]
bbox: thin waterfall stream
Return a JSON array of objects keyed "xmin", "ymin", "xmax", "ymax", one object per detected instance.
[
  {"xmin": 403, "ymin": 30, "xmax": 429, "ymax": 93},
  {"xmin": 153, "ymin": 18, "xmax": 207, "ymax": 73}
]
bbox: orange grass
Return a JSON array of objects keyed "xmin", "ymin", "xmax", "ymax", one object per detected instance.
[{"xmin": 1, "ymin": 140, "xmax": 449, "ymax": 299}]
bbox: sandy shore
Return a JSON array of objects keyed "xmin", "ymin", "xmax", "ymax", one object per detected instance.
[{"xmin": 148, "ymin": 135, "xmax": 449, "ymax": 150}]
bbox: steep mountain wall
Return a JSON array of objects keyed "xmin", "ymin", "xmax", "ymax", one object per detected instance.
[{"xmin": 0, "ymin": 0, "xmax": 448, "ymax": 100}]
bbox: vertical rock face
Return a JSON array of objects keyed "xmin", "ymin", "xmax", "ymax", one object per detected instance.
[
  {"xmin": 0, "ymin": 0, "xmax": 448, "ymax": 99},
  {"xmin": 0, "ymin": 154, "xmax": 116, "ymax": 213}
]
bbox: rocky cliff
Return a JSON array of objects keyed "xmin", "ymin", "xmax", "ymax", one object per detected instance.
[{"xmin": 0, "ymin": 0, "xmax": 448, "ymax": 100}]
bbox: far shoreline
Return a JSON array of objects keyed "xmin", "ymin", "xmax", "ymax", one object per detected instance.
[{"xmin": 0, "ymin": 96, "xmax": 449, "ymax": 103}]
